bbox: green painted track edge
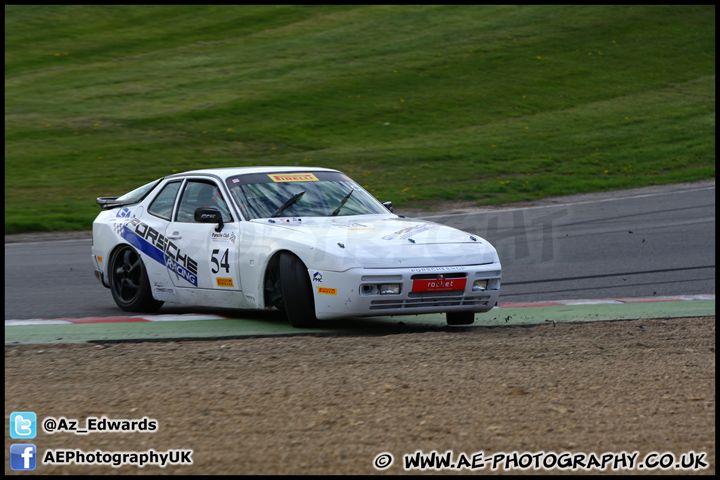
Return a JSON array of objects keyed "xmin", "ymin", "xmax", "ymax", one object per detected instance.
[{"xmin": 5, "ymin": 301, "xmax": 715, "ymax": 345}]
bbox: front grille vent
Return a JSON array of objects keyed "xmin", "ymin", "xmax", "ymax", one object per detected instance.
[{"xmin": 369, "ymin": 295, "xmax": 490, "ymax": 310}]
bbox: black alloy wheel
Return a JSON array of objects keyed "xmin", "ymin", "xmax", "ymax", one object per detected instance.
[{"xmin": 109, "ymin": 245, "xmax": 164, "ymax": 312}]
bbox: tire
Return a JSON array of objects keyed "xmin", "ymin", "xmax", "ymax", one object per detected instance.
[
  {"xmin": 109, "ymin": 245, "xmax": 164, "ymax": 312},
  {"xmin": 279, "ymin": 252, "xmax": 318, "ymax": 328},
  {"xmin": 446, "ymin": 311, "xmax": 475, "ymax": 325}
]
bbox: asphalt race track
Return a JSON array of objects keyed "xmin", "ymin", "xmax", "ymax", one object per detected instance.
[{"xmin": 4, "ymin": 180, "xmax": 715, "ymax": 321}]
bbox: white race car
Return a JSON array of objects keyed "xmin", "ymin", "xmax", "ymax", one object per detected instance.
[{"xmin": 92, "ymin": 167, "xmax": 501, "ymax": 327}]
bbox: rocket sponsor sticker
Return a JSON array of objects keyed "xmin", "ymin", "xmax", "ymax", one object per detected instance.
[
  {"xmin": 318, "ymin": 287, "xmax": 337, "ymax": 295},
  {"xmin": 268, "ymin": 173, "xmax": 319, "ymax": 182},
  {"xmin": 412, "ymin": 276, "xmax": 467, "ymax": 293}
]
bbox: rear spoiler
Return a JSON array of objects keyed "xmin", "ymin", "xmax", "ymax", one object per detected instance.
[{"xmin": 96, "ymin": 197, "xmax": 135, "ymax": 210}]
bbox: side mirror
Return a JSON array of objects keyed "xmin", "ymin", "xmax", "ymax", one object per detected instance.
[
  {"xmin": 194, "ymin": 207, "xmax": 224, "ymax": 232},
  {"xmin": 382, "ymin": 201, "xmax": 393, "ymax": 213}
]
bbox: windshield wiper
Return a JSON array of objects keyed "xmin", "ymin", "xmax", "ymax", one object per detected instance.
[
  {"xmin": 271, "ymin": 191, "xmax": 305, "ymax": 218},
  {"xmin": 331, "ymin": 189, "xmax": 354, "ymax": 216}
]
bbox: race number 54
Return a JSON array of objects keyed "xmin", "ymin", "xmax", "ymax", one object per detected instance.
[{"xmin": 211, "ymin": 249, "xmax": 230, "ymax": 274}]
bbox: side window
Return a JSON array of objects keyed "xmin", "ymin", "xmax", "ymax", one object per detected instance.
[
  {"xmin": 148, "ymin": 181, "xmax": 181, "ymax": 220},
  {"xmin": 176, "ymin": 181, "xmax": 233, "ymax": 223}
]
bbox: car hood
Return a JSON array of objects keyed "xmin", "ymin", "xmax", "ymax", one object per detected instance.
[{"xmin": 254, "ymin": 215, "xmax": 498, "ymax": 268}]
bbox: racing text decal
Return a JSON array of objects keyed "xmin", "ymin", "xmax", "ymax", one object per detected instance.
[{"xmin": 120, "ymin": 219, "xmax": 199, "ymax": 287}]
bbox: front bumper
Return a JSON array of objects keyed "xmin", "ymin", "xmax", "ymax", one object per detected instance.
[{"xmin": 311, "ymin": 263, "xmax": 501, "ymax": 320}]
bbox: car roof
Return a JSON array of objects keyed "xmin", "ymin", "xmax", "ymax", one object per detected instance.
[{"xmin": 166, "ymin": 166, "xmax": 340, "ymax": 181}]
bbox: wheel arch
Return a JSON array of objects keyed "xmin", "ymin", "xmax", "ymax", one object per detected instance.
[
  {"xmin": 106, "ymin": 242, "xmax": 164, "ymax": 312},
  {"xmin": 261, "ymin": 248, "xmax": 303, "ymax": 310},
  {"xmin": 104, "ymin": 241, "xmax": 132, "ymax": 287},
  {"xmin": 107, "ymin": 240, "xmax": 164, "ymax": 304}
]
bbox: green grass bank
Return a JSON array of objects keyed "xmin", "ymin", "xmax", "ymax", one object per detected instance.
[{"xmin": 5, "ymin": 5, "xmax": 715, "ymax": 233}]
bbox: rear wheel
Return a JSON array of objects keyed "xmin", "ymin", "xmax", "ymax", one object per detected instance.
[
  {"xmin": 279, "ymin": 252, "xmax": 318, "ymax": 328},
  {"xmin": 109, "ymin": 245, "xmax": 164, "ymax": 312},
  {"xmin": 446, "ymin": 311, "xmax": 475, "ymax": 325}
]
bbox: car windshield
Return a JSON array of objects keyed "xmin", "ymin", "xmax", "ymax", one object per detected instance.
[{"xmin": 226, "ymin": 171, "xmax": 389, "ymax": 220}]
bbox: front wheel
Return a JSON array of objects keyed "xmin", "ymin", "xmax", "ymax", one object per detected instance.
[
  {"xmin": 279, "ymin": 252, "xmax": 318, "ymax": 328},
  {"xmin": 446, "ymin": 311, "xmax": 475, "ymax": 325},
  {"xmin": 109, "ymin": 245, "xmax": 164, "ymax": 312}
]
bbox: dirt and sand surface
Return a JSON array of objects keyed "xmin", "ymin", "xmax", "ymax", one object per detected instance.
[
  {"xmin": 5, "ymin": 185, "xmax": 715, "ymax": 474},
  {"xmin": 5, "ymin": 315, "xmax": 715, "ymax": 475}
]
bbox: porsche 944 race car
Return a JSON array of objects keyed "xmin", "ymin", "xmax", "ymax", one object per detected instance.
[{"xmin": 92, "ymin": 167, "xmax": 501, "ymax": 327}]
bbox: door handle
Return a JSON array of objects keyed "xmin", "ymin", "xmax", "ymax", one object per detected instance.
[{"xmin": 167, "ymin": 232, "xmax": 182, "ymax": 240}]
